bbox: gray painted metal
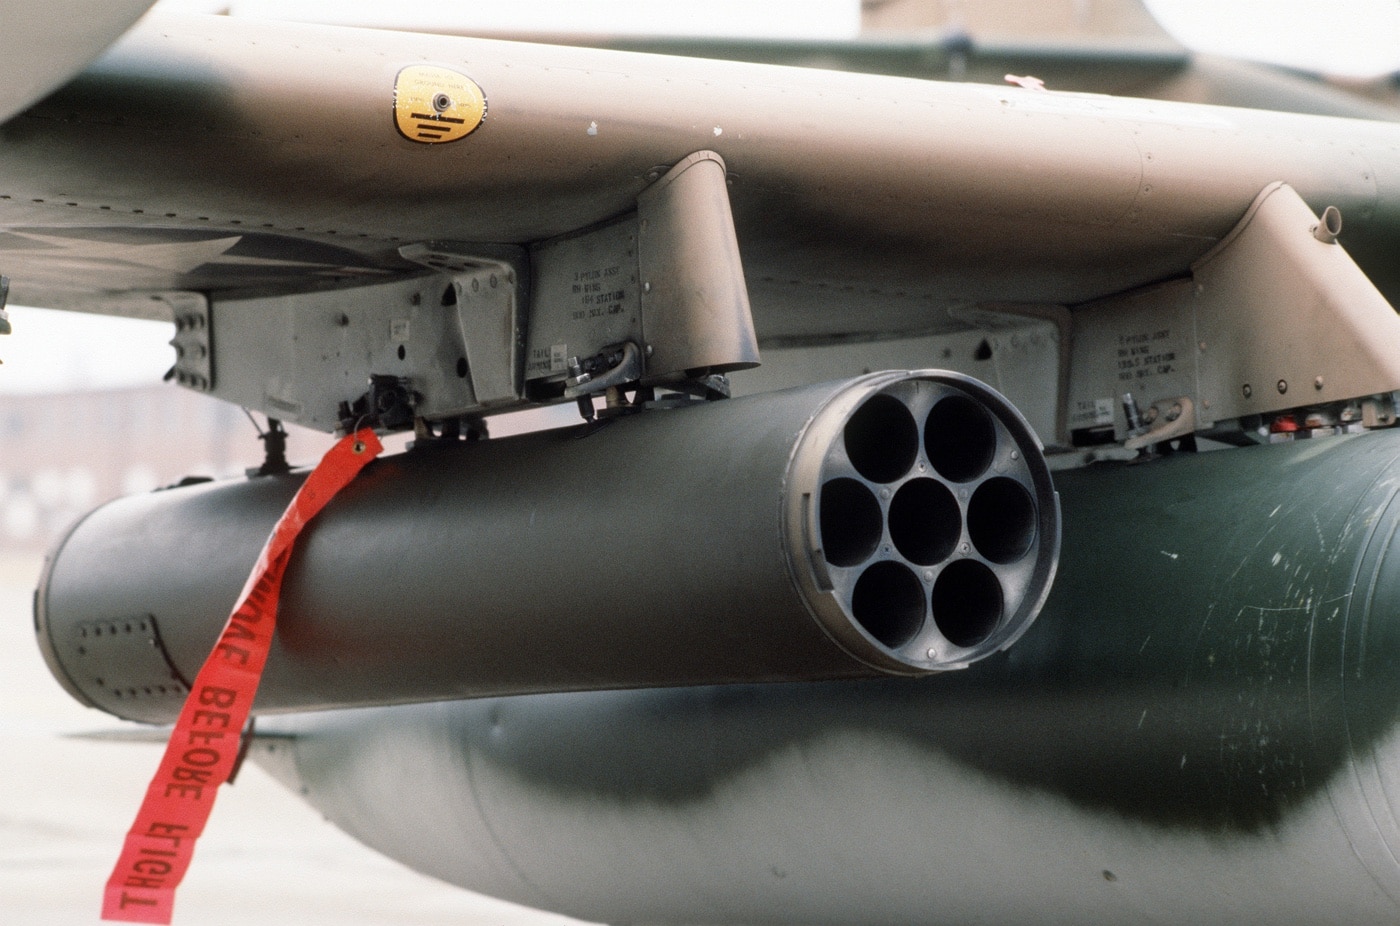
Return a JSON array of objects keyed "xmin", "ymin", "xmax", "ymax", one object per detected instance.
[
  {"xmin": 208, "ymin": 273, "xmax": 516, "ymax": 430},
  {"xmin": 735, "ymin": 317, "xmax": 1067, "ymax": 449},
  {"xmin": 188, "ymin": 148, "xmax": 760, "ymax": 432},
  {"xmin": 254, "ymin": 429, "xmax": 1400, "ymax": 925},
  {"xmin": 36, "ymin": 371, "xmax": 1057, "ymax": 723},
  {"xmin": 1066, "ymin": 182, "xmax": 1400, "ymax": 441}
]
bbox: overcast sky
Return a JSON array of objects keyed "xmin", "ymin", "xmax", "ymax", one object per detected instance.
[{"xmin": 3, "ymin": 0, "xmax": 1398, "ymax": 394}]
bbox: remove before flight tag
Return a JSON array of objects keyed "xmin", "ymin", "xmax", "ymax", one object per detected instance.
[{"xmin": 101, "ymin": 428, "xmax": 383, "ymax": 924}]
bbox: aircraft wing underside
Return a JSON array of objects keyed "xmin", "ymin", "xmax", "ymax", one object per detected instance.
[{"xmin": 3, "ymin": 12, "xmax": 1400, "ymax": 447}]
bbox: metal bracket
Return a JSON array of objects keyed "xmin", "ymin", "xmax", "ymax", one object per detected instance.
[
  {"xmin": 164, "ymin": 292, "xmax": 213, "ymax": 392},
  {"xmin": 1067, "ymin": 183, "xmax": 1400, "ymax": 446},
  {"xmin": 338, "ymin": 374, "xmax": 419, "ymax": 432},
  {"xmin": 399, "ymin": 244, "xmax": 525, "ymax": 409},
  {"xmin": 184, "ymin": 152, "xmax": 760, "ymax": 433},
  {"xmin": 1363, "ymin": 395, "xmax": 1398, "ymax": 429},
  {"xmin": 203, "ymin": 273, "xmax": 522, "ymax": 432},
  {"xmin": 1124, "ymin": 396, "xmax": 1196, "ymax": 451},
  {"xmin": 246, "ymin": 418, "xmax": 291, "ymax": 477},
  {"xmin": 564, "ymin": 341, "xmax": 643, "ymax": 398}
]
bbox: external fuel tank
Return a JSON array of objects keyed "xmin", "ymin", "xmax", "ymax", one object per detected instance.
[{"xmin": 251, "ymin": 430, "xmax": 1400, "ymax": 926}]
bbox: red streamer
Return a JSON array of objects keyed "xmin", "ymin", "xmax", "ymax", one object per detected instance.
[{"xmin": 102, "ymin": 429, "xmax": 383, "ymax": 924}]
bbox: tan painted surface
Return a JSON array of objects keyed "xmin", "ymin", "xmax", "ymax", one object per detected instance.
[{"xmin": 1, "ymin": 13, "xmax": 1399, "ymax": 340}]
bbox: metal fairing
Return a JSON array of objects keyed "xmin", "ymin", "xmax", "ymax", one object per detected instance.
[{"xmin": 256, "ymin": 431, "xmax": 1400, "ymax": 925}]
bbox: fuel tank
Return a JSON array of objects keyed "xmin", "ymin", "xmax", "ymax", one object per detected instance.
[
  {"xmin": 252, "ymin": 429, "xmax": 1400, "ymax": 926},
  {"xmin": 35, "ymin": 371, "xmax": 1058, "ymax": 723}
]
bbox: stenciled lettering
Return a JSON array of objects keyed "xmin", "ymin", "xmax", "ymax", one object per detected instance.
[
  {"xmin": 104, "ymin": 430, "xmax": 382, "ymax": 924},
  {"xmin": 197, "ymin": 686, "xmax": 237, "ymax": 709}
]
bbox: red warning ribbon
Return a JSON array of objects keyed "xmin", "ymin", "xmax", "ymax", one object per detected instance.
[{"xmin": 102, "ymin": 429, "xmax": 383, "ymax": 924}]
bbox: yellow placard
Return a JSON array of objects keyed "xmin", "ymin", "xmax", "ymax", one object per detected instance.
[{"xmin": 393, "ymin": 65, "xmax": 487, "ymax": 144}]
